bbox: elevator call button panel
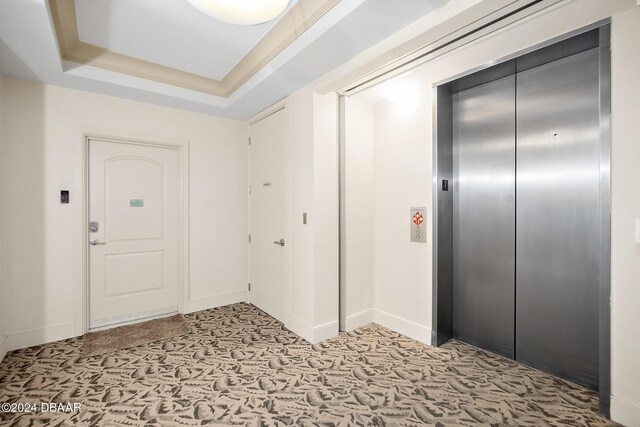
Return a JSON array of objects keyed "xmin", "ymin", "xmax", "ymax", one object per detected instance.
[{"xmin": 410, "ymin": 207, "xmax": 426, "ymax": 243}]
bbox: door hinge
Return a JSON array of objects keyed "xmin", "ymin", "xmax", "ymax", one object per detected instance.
[
  {"xmin": 248, "ymin": 282, "xmax": 251, "ymax": 291},
  {"xmin": 248, "ymin": 234, "xmax": 251, "ymax": 243},
  {"xmin": 248, "ymin": 137, "xmax": 251, "ymax": 146}
]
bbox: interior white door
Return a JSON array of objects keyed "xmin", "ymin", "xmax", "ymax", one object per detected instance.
[
  {"xmin": 249, "ymin": 109, "xmax": 287, "ymax": 322},
  {"xmin": 89, "ymin": 139, "xmax": 179, "ymax": 329}
]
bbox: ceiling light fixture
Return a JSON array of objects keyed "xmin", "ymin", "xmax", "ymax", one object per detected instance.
[{"xmin": 188, "ymin": 0, "xmax": 289, "ymax": 25}]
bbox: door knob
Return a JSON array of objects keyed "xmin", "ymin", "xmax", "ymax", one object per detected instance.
[
  {"xmin": 273, "ymin": 238, "xmax": 285, "ymax": 247},
  {"xmin": 89, "ymin": 239, "xmax": 106, "ymax": 246}
]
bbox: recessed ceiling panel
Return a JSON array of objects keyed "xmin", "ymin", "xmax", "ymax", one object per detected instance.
[
  {"xmin": 75, "ymin": 0, "xmax": 295, "ymax": 80},
  {"xmin": 0, "ymin": 0, "xmax": 486, "ymax": 119}
]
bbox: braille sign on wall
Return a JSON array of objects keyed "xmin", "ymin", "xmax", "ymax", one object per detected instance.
[
  {"xmin": 129, "ymin": 199, "xmax": 144, "ymax": 208},
  {"xmin": 410, "ymin": 207, "xmax": 426, "ymax": 243}
]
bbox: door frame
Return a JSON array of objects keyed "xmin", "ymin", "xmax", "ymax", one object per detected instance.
[
  {"xmin": 432, "ymin": 21, "xmax": 611, "ymax": 414},
  {"xmin": 247, "ymin": 101, "xmax": 292, "ymax": 326},
  {"xmin": 80, "ymin": 133, "xmax": 190, "ymax": 333}
]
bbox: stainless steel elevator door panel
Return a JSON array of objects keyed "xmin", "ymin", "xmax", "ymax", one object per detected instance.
[
  {"xmin": 452, "ymin": 75, "xmax": 516, "ymax": 358},
  {"xmin": 516, "ymin": 48, "xmax": 600, "ymax": 390}
]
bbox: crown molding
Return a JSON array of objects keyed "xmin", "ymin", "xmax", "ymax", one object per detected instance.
[
  {"xmin": 224, "ymin": 0, "xmax": 339, "ymax": 94},
  {"xmin": 48, "ymin": 0, "xmax": 340, "ymax": 98}
]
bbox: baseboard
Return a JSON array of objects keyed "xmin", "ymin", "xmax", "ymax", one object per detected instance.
[
  {"xmin": 346, "ymin": 309, "xmax": 374, "ymax": 331},
  {"xmin": 187, "ymin": 290, "xmax": 247, "ymax": 313},
  {"xmin": 373, "ymin": 309, "xmax": 432, "ymax": 345},
  {"xmin": 0, "ymin": 335, "xmax": 7, "ymax": 363},
  {"xmin": 2, "ymin": 291, "xmax": 247, "ymax": 353},
  {"xmin": 313, "ymin": 320, "xmax": 339, "ymax": 343},
  {"xmin": 285, "ymin": 315, "xmax": 338, "ymax": 344},
  {"xmin": 611, "ymin": 396, "xmax": 640, "ymax": 427},
  {"xmin": 284, "ymin": 314, "xmax": 314, "ymax": 342},
  {"xmin": 4, "ymin": 322, "xmax": 77, "ymax": 353}
]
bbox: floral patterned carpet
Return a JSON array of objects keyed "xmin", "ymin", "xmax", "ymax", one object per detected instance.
[{"xmin": 0, "ymin": 303, "xmax": 616, "ymax": 426}]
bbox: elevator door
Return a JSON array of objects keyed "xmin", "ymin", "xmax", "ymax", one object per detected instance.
[
  {"xmin": 515, "ymin": 48, "xmax": 600, "ymax": 389},
  {"xmin": 452, "ymin": 75, "xmax": 516, "ymax": 358}
]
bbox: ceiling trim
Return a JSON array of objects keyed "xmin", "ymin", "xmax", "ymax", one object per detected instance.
[
  {"xmin": 225, "ymin": 0, "xmax": 339, "ymax": 95},
  {"xmin": 48, "ymin": 0, "xmax": 340, "ymax": 97}
]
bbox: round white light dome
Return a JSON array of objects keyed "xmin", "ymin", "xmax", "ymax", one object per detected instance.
[{"xmin": 188, "ymin": 0, "xmax": 289, "ymax": 26}]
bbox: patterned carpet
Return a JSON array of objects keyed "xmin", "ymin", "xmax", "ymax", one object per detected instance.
[{"xmin": 0, "ymin": 303, "xmax": 616, "ymax": 426}]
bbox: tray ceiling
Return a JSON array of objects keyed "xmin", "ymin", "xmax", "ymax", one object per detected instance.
[
  {"xmin": 75, "ymin": 0, "xmax": 297, "ymax": 81},
  {"xmin": 0, "ymin": 0, "xmax": 456, "ymax": 119},
  {"xmin": 50, "ymin": 0, "xmax": 339, "ymax": 96}
]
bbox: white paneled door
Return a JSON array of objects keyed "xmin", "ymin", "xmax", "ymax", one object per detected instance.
[
  {"xmin": 249, "ymin": 109, "xmax": 288, "ymax": 322},
  {"xmin": 89, "ymin": 139, "xmax": 179, "ymax": 329}
]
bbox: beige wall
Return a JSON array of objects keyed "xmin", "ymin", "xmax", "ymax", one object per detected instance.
[
  {"xmin": 0, "ymin": 77, "xmax": 248, "ymax": 352},
  {"xmin": 0, "ymin": 74, "xmax": 5, "ymax": 361},
  {"xmin": 610, "ymin": 7, "xmax": 640, "ymax": 426}
]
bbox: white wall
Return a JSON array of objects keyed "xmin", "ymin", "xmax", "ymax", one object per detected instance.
[
  {"xmin": 341, "ymin": 87, "xmax": 434, "ymax": 343},
  {"xmin": 285, "ymin": 87, "xmax": 316, "ymax": 340},
  {"xmin": 343, "ymin": 97, "xmax": 375, "ymax": 330},
  {"xmin": 312, "ymin": 92, "xmax": 339, "ymax": 339},
  {"xmin": 342, "ymin": 83, "xmax": 434, "ymax": 344},
  {"xmin": 610, "ymin": 7, "xmax": 640, "ymax": 426},
  {"xmin": 371, "ymin": 83, "xmax": 433, "ymax": 344},
  {"xmin": 0, "ymin": 77, "xmax": 248, "ymax": 352},
  {"xmin": 276, "ymin": 88, "xmax": 340, "ymax": 344}
]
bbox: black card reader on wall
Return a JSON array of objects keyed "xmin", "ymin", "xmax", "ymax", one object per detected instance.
[{"xmin": 60, "ymin": 190, "xmax": 69, "ymax": 204}]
